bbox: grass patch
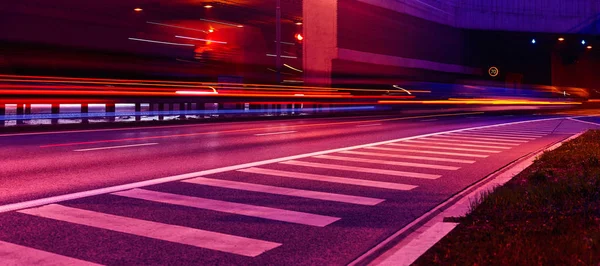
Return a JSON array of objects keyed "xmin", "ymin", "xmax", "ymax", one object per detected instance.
[{"xmin": 414, "ymin": 130, "xmax": 600, "ymax": 265}]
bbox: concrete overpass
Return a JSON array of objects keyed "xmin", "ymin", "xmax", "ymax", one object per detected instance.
[{"xmin": 303, "ymin": 0, "xmax": 600, "ymax": 88}]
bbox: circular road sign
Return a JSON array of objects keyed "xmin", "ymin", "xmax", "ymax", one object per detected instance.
[{"xmin": 488, "ymin": 66, "xmax": 499, "ymax": 77}]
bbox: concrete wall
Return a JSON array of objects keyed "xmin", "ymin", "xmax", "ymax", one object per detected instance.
[{"xmin": 456, "ymin": 0, "xmax": 600, "ymax": 33}]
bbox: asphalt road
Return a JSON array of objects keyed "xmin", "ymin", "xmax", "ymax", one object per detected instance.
[{"xmin": 0, "ymin": 112, "xmax": 598, "ymax": 265}]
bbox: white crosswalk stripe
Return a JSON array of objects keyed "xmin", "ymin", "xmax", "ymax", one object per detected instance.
[
  {"xmin": 403, "ymin": 139, "xmax": 512, "ymax": 149},
  {"xmin": 239, "ymin": 167, "xmax": 417, "ymax": 190},
  {"xmin": 433, "ymin": 135, "xmax": 528, "ymax": 143},
  {"xmin": 448, "ymin": 133, "xmax": 536, "ymax": 140},
  {"xmin": 365, "ymin": 146, "xmax": 489, "ymax": 158},
  {"xmin": 18, "ymin": 204, "xmax": 282, "ymax": 257},
  {"xmin": 182, "ymin": 177, "xmax": 385, "ymax": 206},
  {"xmin": 339, "ymin": 150, "xmax": 476, "ymax": 164},
  {"xmin": 466, "ymin": 130, "xmax": 548, "ymax": 136},
  {"xmin": 313, "ymin": 155, "xmax": 461, "ymax": 170},
  {"xmin": 455, "ymin": 131, "xmax": 545, "ymax": 138},
  {"xmin": 280, "ymin": 160, "xmax": 441, "ymax": 179},
  {"xmin": 0, "ymin": 240, "xmax": 101, "ymax": 266},
  {"xmin": 386, "ymin": 143, "xmax": 502, "ymax": 153},
  {"xmin": 421, "ymin": 137, "xmax": 520, "ymax": 146},
  {"xmin": 113, "ymin": 189, "xmax": 341, "ymax": 227}
]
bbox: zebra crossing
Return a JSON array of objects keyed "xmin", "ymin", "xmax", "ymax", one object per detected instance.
[{"xmin": 0, "ymin": 121, "xmax": 565, "ymax": 264}]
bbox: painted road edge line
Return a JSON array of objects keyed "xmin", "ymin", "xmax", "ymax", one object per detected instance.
[
  {"xmin": 351, "ymin": 130, "xmax": 586, "ymax": 266},
  {"xmin": 0, "ymin": 116, "xmax": 565, "ymax": 213}
]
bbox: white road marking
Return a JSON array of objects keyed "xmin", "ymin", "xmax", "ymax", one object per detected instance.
[
  {"xmin": 374, "ymin": 222, "xmax": 459, "ymax": 266},
  {"xmin": 456, "ymin": 131, "xmax": 546, "ymax": 138},
  {"xmin": 403, "ymin": 140, "xmax": 512, "ymax": 149},
  {"xmin": 365, "ymin": 146, "xmax": 489, "ymax": 158},
  {"xmin": 387, "ymin": 143, "xmax": 502, "ymax": 153},
  {"xmin": 18, "ymin": 204, "xmax": 281, "ymax": 257},
  {"xmin": 568, "ymin": 117, "xmax": 600, "ymax": 127},
  {"xmin": 356, "ymin": 123, "xmax": 382, "ymax": 127},
  {"xmin": 113, "ymin": 189, "xmax": 339, "ymax": 227},
  {"xmin": 182, "ymin": 177, "xmax": 384, "ymax": 206},
  {"xmin": 239, "ymin": 167, "xmax": 417, "ymax": 191},
  {"xmin": 313, "ymin": 155, "xmax": 460, "ymax": 170},
  {"xmin": 254, "ymin": 131, "xmax": 297, "ymax": 136},
  {"xmin": 0, "ymin": 117, "xmax": 564, "ymax": 213},
  {"xmin": 421, "ymin": 137, "xmax": 520, "ymax": 146},
  {"xmin": 73, "ymin": 143, "xmax": 158, "ymax": 152},
  {"xmin": 467, "ymin": 129, "xmax": 550, "ymax": 135},
  {"xmin": 435, "ymin": 135, "xmax": 528, "ymax": 143},
  {"xmin": 448, "ymin": 133, "xmax": 536, "ymax": 140},
  {"xmin": 280, "ymin": 160, "xmax": 441, "ymax": 179},
  {"xmin": 339, "ymin": 151, "xmax": 476, "ymax": 164},
  {"xmin": 0, "ymin": 240, "xmax": 101, "ymax": 266}
]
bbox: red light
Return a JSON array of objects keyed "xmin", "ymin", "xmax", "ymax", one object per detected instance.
[
  {"xmin": 587, "ymin": 45, "xmax": 593, "ymax": 50},
  {"xmin": 204, "ymin": 5, "xmax": 213, "ymax": 9},
  {"xmin": 558, "ymin": 37, "xmax": 565, "ymax": 42},
  {"xmin": 134, "ymin": 8, "xmax": 143, "ymax": 12},
  {"xmin": 295, "ymin": 33, "xmax": 303, "ymax": 41}
]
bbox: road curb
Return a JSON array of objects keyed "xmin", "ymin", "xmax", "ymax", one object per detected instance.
[{"xmin": 349, "ymin": 130, "xmax": 587, "ymax": 266}]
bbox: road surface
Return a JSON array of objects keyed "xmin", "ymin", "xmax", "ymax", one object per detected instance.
[{"xmin": 0, "ymin": 112, "xmax": 599, "ymax": 265}]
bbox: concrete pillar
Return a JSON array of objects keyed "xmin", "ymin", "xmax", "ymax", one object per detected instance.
[
  {"xmin": 197, "ymin": 102, "xmax": 205, "ymax": 117},
  {"xmin": 179, "ymin": 103, "xmax": 186, "ymax": 120},
  {"xmin": 304, "ymin": 0, "xmax": 338, "ymax": 87},
  {"xmin": 218, "ymin": 103, "xmax": 225, "ymax": 116},
  {"xmin": 16, "ymin": 104, "xmax": 24, "ymax": 125},
  {"xmin": 0, "ymin": 104, "xmax": 4, "ymax": 127},
  {"xmin": 106, "ymin": 103, "xmax": 116, "ymax": 122},
  {"xmin": 158, "ymin": 103, "xmax": 165, "ymax": 121},
  {"xmin": 51, "ymin": 104, "xmax": 60, "ymax": 125},
  {"xmin": 16, "ymin": 104, "xmax": 24, "ymax": 115},
  {"xmin": 135, "ymin": 103, "xmax": 142, "ymax": 122},
  {"xmin": 81, "ymin": 103, "xmax": 89, "ymax": 124}
]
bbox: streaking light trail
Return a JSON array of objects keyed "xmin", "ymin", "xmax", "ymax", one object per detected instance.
[{"xmin": 128, "ymin": 38, "xmax": 194, "ymax": 47}]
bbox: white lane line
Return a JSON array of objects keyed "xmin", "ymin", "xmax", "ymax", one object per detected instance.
[
  {"xmin": 73, "ymin": 143, "xmax": 158, "ymax": 152},
  {"xmin": 422, "ymin": 137, "xmax": 520, "ymax": 146},
  {"xmin": 435, "ymin": 135, "xmax": 528, "ymax": 143},
  {"xmin": 448, "ymin": 133, "xmax": 536, "ymax": 140},
  {"xmin": 420, "ymin": 119, "xmax": 438, "ymax": 122},
  {"xmin": 356, "ymin": 123, "xmax": 382, "ymax": 127},
  {"xmin": 239, "ymin": 167, "xmax": 417, "ymax": 191},
  {"xmin": 0, "ymin": 117, "xmax": 564, "ymax": 214},
  {"xmin": 403, "ymin": 140, "xmax": 512, "ymax": 150},
  {"xmin": 365, "ymin": 146, "xmax": 489, "ymax": 158},
  {"xmin": 0, "ymin": 240, "xmax": 102, "ymax": 266},
  {"xmin": 568, "ymin": 117, "xmax": 600, "ymax": 127},
  {"xmin": 182, "ymin": 177, "xmax": 384, "ymax": 206},
  {"xmin": 280, "ymin": 160, "xmax": 441, "ymax": 179},
  {"xmin": 387, "ymin": 143, "xmax": 502, "ymax": 153},
  {"xmin": 254, "ymin": 131, "xmax": 297, "ymax": 136},
  {"xmin": 314, "ymin": 155, "xmax": 460, "ymax": 170},
  {"xmin": 374, "ymin": 222, "xmax": 459, "ymax": 266},
  {"xmin": 18, "ymin": 204, "xmax": 281, "ymax": 257},
  {"xmin": 456, "ymin": 131, "xmax": 546, "ymax": 138},
  {"xmin": 339, "ymin": 151, "xmax": 476, "ymax": 164},
  {"xmin": 113, "ymin": 189, "xmax": 339, "ymax": 227}
]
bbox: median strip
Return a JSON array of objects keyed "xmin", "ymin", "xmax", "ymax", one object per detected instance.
[{"xmin": 414, "ymin": 130, "xmax": 600, "ymax": 265}]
